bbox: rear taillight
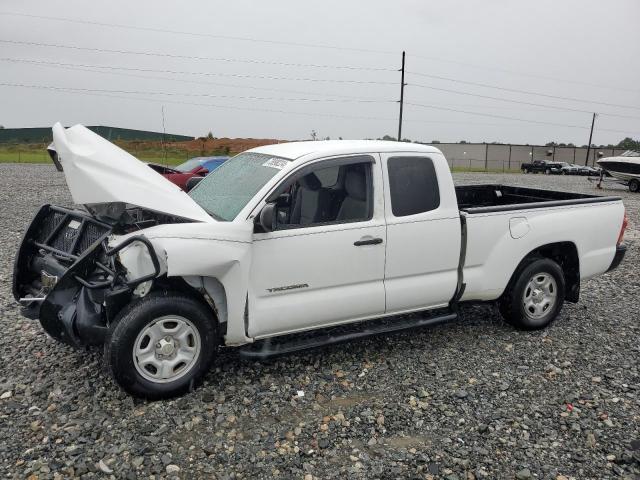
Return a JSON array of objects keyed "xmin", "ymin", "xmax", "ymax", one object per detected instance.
[{"xmin": 617, "ymin": 210, "xmax": 628, "ymax": 246}]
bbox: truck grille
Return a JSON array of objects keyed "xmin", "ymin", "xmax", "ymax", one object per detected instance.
[
  {"xmin": 33, "ymin": 207, "xmax": 111, "ymax": 257},
  {"xmin": 13, "ymin": 205, "xmax": 113, "ymax": 302}
]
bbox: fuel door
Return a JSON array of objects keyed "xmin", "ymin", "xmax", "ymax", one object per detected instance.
[{"xmin": 509, "ymin": 217, "xmax": 530, "ymax": 239}]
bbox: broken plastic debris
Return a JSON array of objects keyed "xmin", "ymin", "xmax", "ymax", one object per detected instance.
[{"xmin": 297, "ymin": 390, "xmax": 305, "ymax": 397}]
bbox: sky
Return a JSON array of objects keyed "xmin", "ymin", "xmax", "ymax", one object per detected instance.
[{"xmin": 1, "ymin": 0, "xmax": 639, "ymax": 146}]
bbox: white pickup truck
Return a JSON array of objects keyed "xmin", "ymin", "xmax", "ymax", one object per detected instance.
[{"xmin": 14, "ymin": 124, "xmax": 628, "ymax": 398}]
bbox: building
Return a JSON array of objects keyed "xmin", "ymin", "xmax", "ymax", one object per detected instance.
[{"xmin": 0, "ymin": 126, "xmax": 193, "ymax": 144}]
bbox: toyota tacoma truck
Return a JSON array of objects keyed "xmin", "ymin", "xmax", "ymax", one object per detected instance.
[{"xmin": 13, "ymin": 124, "xmax": 628, "ymax": 399}]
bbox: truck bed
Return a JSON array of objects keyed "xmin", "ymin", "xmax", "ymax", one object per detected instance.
[{"xmin": 455, "ymin": 184, "xmax": 620, "ymax": 214}]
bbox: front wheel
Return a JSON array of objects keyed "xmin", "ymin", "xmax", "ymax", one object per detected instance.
[
  {"xmin": 104, "ymin": 292, "xmax": 218, "ymax": 399},
  {"xmin": 499, "ymin": 258, "xmax": 565, "ymax": 330},
  {"xmin": 629, "ymin": 179, "xmax": 640, "ymax": 193}
]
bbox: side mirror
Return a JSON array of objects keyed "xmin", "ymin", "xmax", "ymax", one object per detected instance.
[
  {"xmin": 185, "ymin": 176, "xmax": 204, "ymax": 192},
  {"xmin": 259, "ymin": 203, "xmax": 276, "ymax": 232},
  {"xmin": 198, "ymin": 168, "xmax": 209, "ymax": 176}
]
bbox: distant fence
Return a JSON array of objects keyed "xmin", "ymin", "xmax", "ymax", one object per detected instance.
[{"xmin": 430, "ymin": 143, "xmax": 627, "ymax": 171}]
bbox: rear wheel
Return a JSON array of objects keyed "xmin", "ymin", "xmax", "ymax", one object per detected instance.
[
  {"xmin": 629, "ymin": 179, "xmax": 640, "ymax": 193},
  {"xmin": 499, "ymin": 258, "xmax": 565, "ymax": 330},
  {"xmin": 104, "ymin": 292, "xmax": 218, "ymax": 399}
]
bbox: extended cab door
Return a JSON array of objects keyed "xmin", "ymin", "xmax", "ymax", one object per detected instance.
[
  {"xmin": 248, "ymin": 155, "xmax": 387, "ymax": 338},
  {"xmin": 381, "ymin": 152, "xmax": 461, "ymax": 313}
]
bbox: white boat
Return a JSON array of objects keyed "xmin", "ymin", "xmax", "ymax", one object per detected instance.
[{"xmin": 597, "ymin": 150, "xmax": 640, "ymax": 192}]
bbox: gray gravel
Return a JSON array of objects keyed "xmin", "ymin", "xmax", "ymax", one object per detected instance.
[{"xmin": 0, "ymin": 164, "xmax": 638, "ymax": 479}]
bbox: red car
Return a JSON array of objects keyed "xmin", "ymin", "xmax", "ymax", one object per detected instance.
[{"xmin": 147, "ymin": 156, "xmax": 228, "ymax": 190}]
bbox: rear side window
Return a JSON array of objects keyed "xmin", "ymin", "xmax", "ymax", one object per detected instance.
[
  {"xmin": 387, "ymin": 156, "xmax": 440, "ymax": 216},
  {"xmin": 314, "ymin": 165, "xmax": 340, "ymax": 187}
]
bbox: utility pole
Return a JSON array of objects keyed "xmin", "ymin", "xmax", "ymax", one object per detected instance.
[
  {"xmin": 585, "ymin": 113, "xmax": 597, "ymax": 166},
  {"xmin": 397, "ymin": 51, "xmax": 406, "ymax": 142},
  {"xmin": 161, "ymin": 105, "xmax": 167, "ymax": 167}
]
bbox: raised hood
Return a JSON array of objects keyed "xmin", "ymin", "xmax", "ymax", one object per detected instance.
[{"xmin": 50, "ymin": 123, "xmax": 213, "ymax": 223}]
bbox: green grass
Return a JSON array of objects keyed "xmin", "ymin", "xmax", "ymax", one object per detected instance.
[
  {"xmin": 0, "ymin": 143, "xmax": 226, "ymax": 166},
  {"xmin": 0, "ymin": 148, "xmax": 190, "ymax": 166},
  {"xmin": 0, "ymin": 151, "xmax": 52, "ymax": 163}
]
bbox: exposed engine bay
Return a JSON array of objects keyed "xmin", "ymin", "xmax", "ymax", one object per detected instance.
[{"xmin": 13, "ymin": 203, "xmax": 187, "ymax": 346}]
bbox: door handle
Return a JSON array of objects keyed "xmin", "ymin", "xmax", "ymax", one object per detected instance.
[{"xmin": 354, "ymin": 237, "xmax": 383, "ymax": 246}]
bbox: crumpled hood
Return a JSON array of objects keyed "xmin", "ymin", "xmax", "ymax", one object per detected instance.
[{"xmin": 50, "ymin": 123, "xmax": 213, "ymax": 223}]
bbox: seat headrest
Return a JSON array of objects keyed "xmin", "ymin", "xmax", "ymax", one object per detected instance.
[
  {"xmin": 344, "ymin": 169, "xmax": 367, "ymax": 201},
  {"xmin": 299, "ymin": 172, "xmax": 321, "ymax": 191}
]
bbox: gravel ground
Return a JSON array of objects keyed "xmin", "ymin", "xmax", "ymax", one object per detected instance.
[{"xmin": 0, "ymin": 165, "xmax": 638, "ymax": 480}]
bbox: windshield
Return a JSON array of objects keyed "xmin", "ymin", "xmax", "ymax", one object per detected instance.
[
  {"xmin": 189, "ymin": 152, "xmax": 290, "ymax": 221},
  {"xmin": 621, "ymin": 150, "xmax": 640, "ymax": 157},
  {"xmin": 175, "ymin": 158, "xmax": 202, "ymax": 172}
]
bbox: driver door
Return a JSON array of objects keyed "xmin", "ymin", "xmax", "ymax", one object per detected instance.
[{"xmin": 248, "ymin": 155, "xmax": 386, "ymax": 338}]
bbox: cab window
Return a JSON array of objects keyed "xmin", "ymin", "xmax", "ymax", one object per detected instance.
[{"xmin": 274, "ymin": 157, "xmax": 373, "ymax": 228}]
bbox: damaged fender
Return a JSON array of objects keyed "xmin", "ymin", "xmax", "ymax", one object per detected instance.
[{"xmin": 111, "ymin": 221, "xmax": 255, "ymax": 345}]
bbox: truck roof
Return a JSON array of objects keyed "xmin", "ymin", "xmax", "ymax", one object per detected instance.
[{"xmin": 247, "ymin": 140, "xmax": 442, "ymax": 161}]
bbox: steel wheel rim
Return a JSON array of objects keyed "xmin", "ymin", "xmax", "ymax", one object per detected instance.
[
  {"xmin": 133, "ymin": 315, "xmax": 201, "ymax": 384},
  {"xmin": 522, "ymin": 273, "xmax": 557, "ymax": 320}
]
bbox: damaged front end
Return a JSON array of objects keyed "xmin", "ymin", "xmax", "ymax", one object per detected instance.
[
  {"xmin": 13, "ymin": 123, "xmax": 218, "ymax": 348},
  {"xmin": 13, "ymin": 204, "xmax": 168, "ymax": 347}
]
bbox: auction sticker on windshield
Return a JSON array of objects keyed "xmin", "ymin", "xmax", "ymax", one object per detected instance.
[{"xmin": 262, "ymin": 158, "xmax": 289, "ymax": 170}]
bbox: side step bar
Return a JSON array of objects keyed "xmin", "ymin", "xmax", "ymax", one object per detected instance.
[{"xmin": 238, "ymin": 310, "xmax": 457, "ymax": 360}]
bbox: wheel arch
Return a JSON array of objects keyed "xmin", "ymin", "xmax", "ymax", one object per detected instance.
[
  {"xmin": 504, "ymin": 241, "xmax": 580, "ymax": 303},
  {"xmin": 153, "ymin": 275, "xmax": 228, "ymax": 336}
]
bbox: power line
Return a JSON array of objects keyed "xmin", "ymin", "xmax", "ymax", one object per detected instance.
[
  {"xmin": 410, "ymin": 53, "xmax": 639, "ymax": 94},
  {"xmin": 0, "ymin": 39, "xmax": 396, "ymax": 72},
  {"xmin": 405, "ymin": 102, "xmax": 638, "ymax": 135},
  {"xmin": 0, "ymin": 57, "xmax": 396, "ymax": 86},
  {"xmin": 6, "ymin": 57, "xmax": 636, "ymax": 121},
  {"xmin": 0, "ymin": 82, "xmax": 394, "ymax": 104},
  {"xmin": 1, "ymin": 86, "xmax": 399, "ymax": 123},
  {"xmin": 5, "ymin": 38, "xmax": 635, "ymax": 115},
  {"xmin": 409, "ymin": 82, "xmax": 640, "ymax": 121},
  {"xmin": 5, "ymin": 57, "xmax": 628, "ymax": 118},
  {"xmin": 1, "ymin": 11, "xmax": 636, "ymax": 95},
  {"xmin": 0, "ymin": 11, "xmax": 397, "ymax": 55},
  {"xmin": 408, "ymin": 70, "xmax": 640, "ymax": 111},
  {"xmin": 3, "ymin": 81, "xmax": 636, "ymax": 136},
  {"xmin": 0, "ymin": 82, "xmax": 565, "ymax": 129},
  {"xmin": 0, "ymin": 57, "xmax": 389, "ymax": 100}
]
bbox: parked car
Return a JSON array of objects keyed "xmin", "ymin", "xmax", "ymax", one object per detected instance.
[
  {"xmin": 147, "ymin": 156, "xmax": 228, "ymax": 190},
  {"xmin": 581, "ymin": 165, "xmax": 601, "ymax": 176},
  {"xmin": 558, "ymin": 162, "xmax": 580, "ymax": 175},
  {"xmin": 521, "ymin": 159, "xmax": 564, "ymax": 174},
  {"xmin": 15, "ymin": 124, "xmax": 628, "ymax": 398}
]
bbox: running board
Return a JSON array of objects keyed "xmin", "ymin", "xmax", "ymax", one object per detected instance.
[{"xmin": 238, "ymin": 310, "xmax": 457, "ymax": 360}]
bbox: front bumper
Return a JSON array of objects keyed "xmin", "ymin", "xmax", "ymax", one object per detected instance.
[
  {"xmin": 606, "ymin": 244, "xmax": 627, "ymax": 272},
  {"xmin": 13, "ymin": 204, "xmax": 160, "ymax": 347}
]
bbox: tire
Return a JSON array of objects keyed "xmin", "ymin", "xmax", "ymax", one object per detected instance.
[
  {"xmin": 561, "ymin": 170, "xmax": 566, "ymax": 175},
  {"xmin": 499, "ymin": 258, "xmax": 565, "ymax": 330},
  {"xmin": 104, "ymin": 291, "xmax": 218, "ymax": 399},
  {"xmin": 629, "ymin": 179, "xmax": 640, "ymax": 193}
]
